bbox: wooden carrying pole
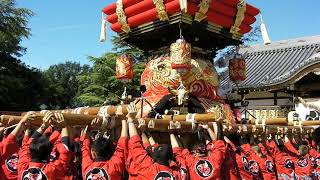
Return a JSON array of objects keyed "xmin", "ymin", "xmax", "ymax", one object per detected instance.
[
  {"xmin": 20, "ymin": 105, "xmax": 221, "ymax": 122},
  {"xmin": 0, "ymin": 114, "xmax": 192, "ymax": 132},
  {"xmin": 161, "ymin": 113, "xmax": 221, "ymax": 122},
  {"xmin": 138, "ymin": 119, "xmax": 199, "ymax": 133},
  {"xmin": 1, "ymin": 113, "xmax": 105, "ymax": 127},
  {"xmin": 248, "ymin": 118, "xmax": 288, "ymax": 125},
  {"xmin": 0, "ymin": 114, "xmax": 210, "ymax": 131},
  {"xmin": 220, "ymin": 124, "xmax": 314, "ymax": 135},
  {"xmin": 137, "ymin": 120, "xmax": 315, "ymax": 134},
  {"xmin": 1, "ymin": 113, "xmax": 317, "ymax": 133},
  {"xmin": 2, "ymin": 112, "xmax": 222, "ymax": 128},
  {"xmin": 300, "ymin": 120, "xmax": 320, "ymax": 126},
  {"xmin": 20, "ymin": 105, "xmax": 129, "ymax": 116}
]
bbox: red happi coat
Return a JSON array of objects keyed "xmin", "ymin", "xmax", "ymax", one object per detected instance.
[
  {"xmin": 220, "ymin": 144, "xmax": 241, "ymax": 180},
  {"xmin": 169, "ymin": 160, "xmax": 189, "ymax": 180},
  {"xmin": 173, "ymin": 140, "xmax": 226, "ymax": 180},
  {"xmin": 82, "ymin": 136, "xmax": 127, "ymax": 180},
  {"xmin": 126, "ymin": 141, "xmax": 157, "ymax": 180},
  {"xmin": 239, "ymin": 144, "xmax": 263, "ymax": 180},
  {"xmin": 267, "ymin": 140, "xmax": 295, "ymax": 180},
  {"xmin": 128, "ymin": 135, "xmax": 182, "ymax": 180},
  {"xmin": 308, "ymin": 148, "xmax": 320, "ymax": 179},
  {"xmin": 228, "ymin": 143, "xmax": 254, "ymax": 180},
  {"xmin": 17, "ymin": 135, "xmax": 71, "ymax": 180},
  {"xmin": 0, "ymin": 134, "xmax": 19, "ymax": 180},
  {"xmin": 249, "ymin": 143, "xmax": 277, "ymax": 180},
  {"xmin": 285, "ymin": 141, "xmax": 313, "ymax": 179}
]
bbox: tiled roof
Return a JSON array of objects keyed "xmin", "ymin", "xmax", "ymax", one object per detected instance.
[{"xmin": 220, "ymin": 35, "xmax": 320, "ymax": 90}]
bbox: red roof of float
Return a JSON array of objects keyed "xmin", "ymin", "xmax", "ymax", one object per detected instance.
[{"xmin": 102, "ymin": 0, "xmax": 260, "ymax": 35}]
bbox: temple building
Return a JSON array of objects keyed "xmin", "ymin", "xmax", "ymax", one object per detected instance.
[{"xmin": 221, "ymin": 35, "xmax": 320, "ymax": 120}]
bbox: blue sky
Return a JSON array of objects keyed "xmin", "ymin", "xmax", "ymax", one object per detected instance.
[{"xmin": 17, "ymin": 0, "xmax": 320, "ymax": 69}]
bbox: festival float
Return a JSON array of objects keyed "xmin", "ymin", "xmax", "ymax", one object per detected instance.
[{"xmin": 1, "ymin": 0, "xmax": 317, "ymax": 138}]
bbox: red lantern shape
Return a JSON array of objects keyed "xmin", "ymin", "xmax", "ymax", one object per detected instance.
[
  {"xmin": 229, "ymin": 56, "xmax": 246, "ymax": 84},
  {"xmin": 116, "ymin": 54, "xmax": 133, "ymax": 82}
]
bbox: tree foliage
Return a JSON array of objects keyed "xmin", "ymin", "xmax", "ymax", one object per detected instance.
[
  {"xmin": 0, "ymin": 0, "xmax": 34, "ymax": 57},
  {"xmin": 0, "ymin": 56, "xmax": 47, "ymax": 111},
  {"xmin": 43, "ymin": 61, "xmax": 91, "ymax": 109},
  {"xmin": 73, "ymin": 36, "xmax": 146, "ymax": 106},
  {"xmin": 75, "ymin": 52, "xmax": 145, "ymax": 106},
  {"xmin": 0, "ymin": 0, "xmax": 47, "ymax": 111},
  {"xmin": 111, "ymin": 36, "xmax": 146, "ymax": 62}
]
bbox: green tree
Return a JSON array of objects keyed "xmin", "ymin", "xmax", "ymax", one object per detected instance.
[
  {"xmin": 74, "ymin": 36, "xmax": 146, "ymax": 106},
  {"xmin": 75, "ymin": 52, "xmax": 145, "ymax": 106},
  {"xmin": 43, "ymin": 61, "xmax": 91, "ymax": 109},
  {"xmin": 0, "ymin": 0, "xmax": 34, "ymax": 56},
  {"xmin": 0, "ymin": 56, "xmax": 48, "ymax": 111},
  {"xmin": 111, "ymin": 36, "xmax": 146, "ymax": 62},
  {"xmin": 0, "ymin": 0, "xmax": 47, "ymax": 111}
]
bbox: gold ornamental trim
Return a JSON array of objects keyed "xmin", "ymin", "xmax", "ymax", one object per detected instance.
[
  {"xmin": 194, "ymin": 0, "xmax": 211, "ymax": 22},
  {"xmin": 153, "ymin": 0, "xmax": 169, "ymax": 21},
  {"xmin": 230, "ymin": 0, "xmax": 246, "ymax": 34},
  {"xmin": 170, "ymin": 38, "xmax": 192, "ymax": 65},
  {"xmin": 116, "ymin": 0, "xmax": 131, "ymax": 33}
]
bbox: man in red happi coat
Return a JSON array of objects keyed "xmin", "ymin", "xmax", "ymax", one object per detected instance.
[
  {"xmin": 267, "ymin": 135, "xmax": 295, "ymax": 180},
  {"xmin": 18, "ymin": 111, "xmax": 71, "ymax": 180},
  {"xmin": 284, "ymin": 134, "xmax": 313, "ymax": 179},
  {"xmin": 81, "ymin": 118, "xmax": 127, "ymax": 180},
  {"xmin": 0, "ymin": 112, "xmax": 35, "ymax": 179},
  {"xmin": 127, "ymin": 103, "xmax": 182, "ymax": 180},
  {"xmin": 170, "ymin": 122, "xmax": 226, "ymax": 180}
]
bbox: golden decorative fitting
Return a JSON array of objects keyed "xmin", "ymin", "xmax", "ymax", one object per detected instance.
[
  {"xmin": 153, "ymin": 0, "xmax": 169, "ymax": 21},
  {"xmin": 148, "ymin": 119, "xmax": 155, "ymax": 128},
  {"xmin": 170, "ymin": 38, "xmax": 191, "ymax": 65},
  {"xmin": 116, "ymin": 0, "xmax": 131, "ymax": 33},
  {"xmin": 230, "ymin": 0, "xmax": 246, "ymax": 34},
  {"xmin": 194, "ymin": 0, "xmax": 211, "ymax": 22}
]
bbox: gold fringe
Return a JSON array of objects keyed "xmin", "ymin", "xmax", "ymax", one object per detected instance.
[
  {"xmin": 194, "ymin": 0, "xmax": 211, "ymax": 22},
  {"xmin": 153, "ymin": 0, "xmax": 169, "ymax": 21},
  {"xmin": 116, "ymin": 0, "xmax": 131, "ymax": 33},
  {"xmin": 230, "ymin": 0, "xmax": 246, "ymax": 34}
]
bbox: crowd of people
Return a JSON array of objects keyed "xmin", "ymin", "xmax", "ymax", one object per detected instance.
[{"xmin": 0, "ymin": 103, "xmax": 320, "ymax": 180}]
